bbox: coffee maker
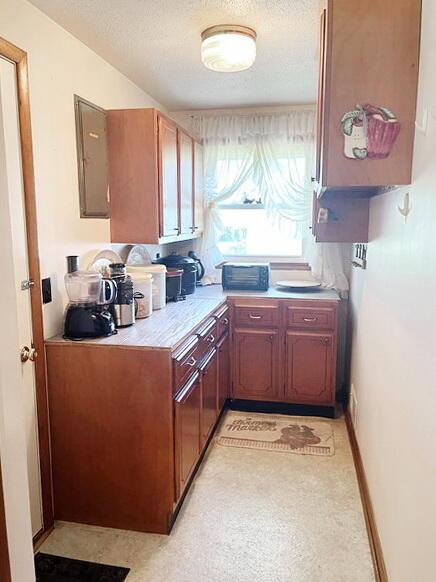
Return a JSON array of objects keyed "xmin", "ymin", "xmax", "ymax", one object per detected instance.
[
  {"xmin": 108, "ymin": 263, "xmax": 135, "ymax": 327},
  {"xmin": 63, "ymin": 256, "xmax": 117, "ymax": 340}
]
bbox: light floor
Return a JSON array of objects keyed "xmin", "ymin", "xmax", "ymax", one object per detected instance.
[{"xmin": 40, "ymin": 413, "xmax": 375, "ymax": 582}]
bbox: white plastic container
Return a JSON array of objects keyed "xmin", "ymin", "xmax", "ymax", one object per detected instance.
[
  {"xmin": 127, "ymin": 264, "xmax": 166, "ymax": 310},
  {"xmin": 130, "ymin": 273, "xmax": 153, "ymax": 318}
]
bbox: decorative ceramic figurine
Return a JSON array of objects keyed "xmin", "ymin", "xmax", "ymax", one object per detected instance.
[{"xmin": 341, "ymin": 104, "xmax": 400, "ymax": 160}]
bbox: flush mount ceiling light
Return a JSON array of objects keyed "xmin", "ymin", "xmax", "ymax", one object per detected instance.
[{"xmin": 201, "ymin": 25, "xmax": 257, "ymax": 72}]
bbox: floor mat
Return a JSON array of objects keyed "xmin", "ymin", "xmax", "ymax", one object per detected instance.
[
  {"xmin": 34, "ymin": 552, "xmax": 130, "ymax": 581},
  {"xmin": 216, "ymin": 411, "xmax": 335, "ymax": 456}
]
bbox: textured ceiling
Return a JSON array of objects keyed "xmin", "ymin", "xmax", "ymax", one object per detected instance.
[{"xmin": 29, "ymin": 0, "xmax": 319, "ymax": 110}]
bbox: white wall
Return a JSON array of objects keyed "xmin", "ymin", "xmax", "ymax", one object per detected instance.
[
  {"xmin": 0, "ymin": 0, "xmax": 165, "ymax": 338},
  {"xmin": 349, "ymin": 1, "xmax": 436, "ymax": 580}
]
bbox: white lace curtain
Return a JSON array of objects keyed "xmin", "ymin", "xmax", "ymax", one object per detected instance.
[{"xmin": 191, "ymin": 110, "xmax": 349, "ymax": 291}]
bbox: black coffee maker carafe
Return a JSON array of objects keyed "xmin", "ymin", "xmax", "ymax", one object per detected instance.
[
  {"xmin": 63, "ymin": 256, "xmax": 117, "ymax": 340},
  {"xmin": 108, "ymin": 263, "xmax": 135, "ymax": 327}
]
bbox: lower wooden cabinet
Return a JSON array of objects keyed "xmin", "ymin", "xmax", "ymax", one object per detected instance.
[
  {"xmin": 285, "ymin": 331, "xmax": 335, "ymax": 405},
  {"xmin": 233, "ymin": 328, "xmax": 280, "ymax": 401},
  {"xmin": 200, "ymin": 349, "xmax": 218, "ymax": 446},
  {"xmin": 174, "ymin": 372, "xmax": 201, "ymax": 500},
  {"xmin": 217, "ymin": 332, "xmax": 230, "ymax": 412}
]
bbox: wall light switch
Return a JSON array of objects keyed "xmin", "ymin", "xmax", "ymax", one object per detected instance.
[{"xmin": 42, "ymin": 277, "xmax": 52, "ymax": 304}]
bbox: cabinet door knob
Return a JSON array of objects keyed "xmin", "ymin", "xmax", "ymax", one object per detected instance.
[
  {"xmin": 222, "ymin": 318, "xmax": 229, "ymax": 326},
  {"xmin": 322, "ymin": 338, "xmax": 330, "ymax": 345},
  {"xmin": 206, "ymin": 334, "xmax": 215, "ymax": 343},
  {"xmin": 186, "ymin": 356, "xmax": 197, "ymax": 367}
]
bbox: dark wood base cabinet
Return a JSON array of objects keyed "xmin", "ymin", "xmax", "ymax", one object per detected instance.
[
  {"xmin": 45, "ymin": 295, "xmax": 339, "ymax": 535},
  {"xmin": 229, "ymin": 298, "xmax": 339, "ymax": 406}
]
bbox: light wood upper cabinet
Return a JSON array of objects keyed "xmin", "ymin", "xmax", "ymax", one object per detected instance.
[
  {"xmin": 178, "ymin": 130, "xmax": 194, "ymax": 235},
  {"xmin": 193, "ymin": 141, "xmax": 204, "ymax": 235},
  {"xmin": 159, "ymin": 117, "xmax": 179, "ymax": 238},
  {"xmin": 315, "ymin": 0, "xmax": 421, "ymax": 194},
  {"xmin": 107, "ymin": 108, "xmax": 203, "ymax": 244}
]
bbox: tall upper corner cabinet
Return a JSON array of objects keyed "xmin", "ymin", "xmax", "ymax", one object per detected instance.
[
  {"xmin": 315, "ymin": 0, "xmax": 422, "ymax": 196},
  {"xmin": 107, "ymin": 108, "xmax": 204, "ymax": 244}
]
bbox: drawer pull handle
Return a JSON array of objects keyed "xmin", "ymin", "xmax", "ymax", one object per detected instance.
[
  {"xmin": 249, "ymin": 314, "xmax": 262, "ymax": 320},
  {"xmin": 186, "ymin": 357, "xmax": 197, "ymax": 367},
  {"xmin": 303, "ymin": 317, "xmax": 317, "ymax": 322},
  {"xmin": 206, "ymin": 334, "xmax": 215, "ymax": 343}
]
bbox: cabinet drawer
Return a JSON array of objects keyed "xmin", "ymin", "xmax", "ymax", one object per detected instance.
[
  {"xmin": 197, "ymin": 317, "xmax": 218, "ymax": 357},
  {"xmin": 214, "ymin": 305, "xmax": 230, "ymax": 338},
  {"xmin": 286, "ymin": 305, "xmax": 335, "ymax": 330},
  {"xmin": 172, "ymin": 336, "xmax": 201, "ymax": 392},
  {"xmin": 234, "ymin": 302, "xmax": 280, "ymax": 328}
]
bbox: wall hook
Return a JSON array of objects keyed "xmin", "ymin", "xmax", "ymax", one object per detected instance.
[{"xmin": 398, "ymin": 191, "xmax": 411, "ymax": 219}]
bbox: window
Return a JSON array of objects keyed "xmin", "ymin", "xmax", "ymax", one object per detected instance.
[{"xmin": 215, "ymin": 154, "xmax": 306, "ymax": 259}]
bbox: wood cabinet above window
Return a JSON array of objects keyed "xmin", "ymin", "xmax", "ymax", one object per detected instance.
[
  {"xmin": 315, "ymin": 0, "xmax": 421, "ymax": 196},
  {"xmin": 107, "ymin": 108, "xmax": 203, "ymax": 244}
]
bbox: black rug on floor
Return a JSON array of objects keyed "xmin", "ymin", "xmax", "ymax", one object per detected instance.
[{"xmin": 35, "ymin": 553, "xmax": 130, "ymax": 581}]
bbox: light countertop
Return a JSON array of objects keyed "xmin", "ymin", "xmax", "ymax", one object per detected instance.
[{"xmin": 46, "ymin": 284, "xmax": 339, "ymax": 351}]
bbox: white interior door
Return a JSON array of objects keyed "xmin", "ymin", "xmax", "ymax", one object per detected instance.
[{"xmin": 0, "ymin": 57, "xmax": 43, "ymax": 537}]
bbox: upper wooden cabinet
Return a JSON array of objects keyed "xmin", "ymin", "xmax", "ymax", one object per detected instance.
[
  {"xmin": 315, "ymin": 0, "xmax": 421, "ymax": 194},
  {"xmin": 107, "ymin": 108, "xmax": 203, "ymax": 244},
  {"xmin": 193, "ymin": 141, "xmax": 205, "ymax": 235},
  {"xmin": 178, "ymin": 130, "xmax": 194, "ymax": 236}
]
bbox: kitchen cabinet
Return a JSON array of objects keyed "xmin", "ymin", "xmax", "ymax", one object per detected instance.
[
  {"xmin": 178, "ymin": 130, "xmax": 194, "ymax": 235},
  {"xmin": 233, "ymin": 328, "xmax": 280, "ymax": 401},
  {"xmin": 200, "ymin": 349, "xmax": 218, "ymax": 446},
  {"xmin": 285, "ymin": 331, "xmax": 335, "ymax": 405},
  {"xmin": 312, "ymin": 192, "xmax": 370, "ymax": 243},
  {"xmin": 217, "ymin": 332, "xmax": 230, "ymax": 412},
  {"xmin": 174, "ymin": 372, "xmax": 201, "ymax": 500},
  {"xmin": 159, "ymin": 116, "xmax": 179, "ymax": 238},
  {"xmin": 107, "ymin": 108, "xmax": 203, "ymax": 244},
  {"xmin": 193, "ymin": 141, "xmax": 204, "ymax": 235},
  {"xmin": 315, "ymin": 0, "xmax": 421, "ymax": 195}
]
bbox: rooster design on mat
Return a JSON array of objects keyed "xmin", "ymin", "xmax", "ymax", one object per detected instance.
[
  {"xmin": 341, "ymin": 104, "xmax": 401, "ymax": 160},
  {"xmin": 273, "ymin": 424, "xmax": 321, "ymax": 449}
]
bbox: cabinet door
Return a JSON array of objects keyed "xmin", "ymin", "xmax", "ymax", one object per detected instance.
[
  {"xmin": 174, "ymin": 373, "xmax": 201, "ymax": 500},
  {"xmin": 193, "ymin": 141, "xmax": 204, "ymax": 235},
  {"xmin": 217, "ymin": 332, "xmax": 230, "ymax": 412},
  {"xmin": 285, "ymin": 331, "xmax": 335, "ymax": 405},
  {"xmin": 200, "ymin": 350, "xmax": 218, "ymax": 445},
  {"xmin": 233, "ymin": 328, "xmax": 280, "ymax": 401},
  {"xmin": 178, "ymin": 130, "xmax": 194, "ymax": 235},
  {"xmin": 158, "ymin": 116, "xmax": 179, "ymax": 237}
]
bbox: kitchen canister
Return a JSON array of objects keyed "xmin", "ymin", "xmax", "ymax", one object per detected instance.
[
  {"xmin": 127, "ymin": 264, "xmax": 166, "ymax": 310},
  {"xmin": 130, "ymin": 273, "xmax": 153, "ymax": 318}
]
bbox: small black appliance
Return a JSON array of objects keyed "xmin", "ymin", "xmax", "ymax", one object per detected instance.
[
  {"xmin": 63, "ymin": 256, "xmax": 117, "ymax": 340},
  {"xmin": 222, "ymin": 263, "xmax": 270, "ymax": 291},
  {"xmin": 108, "ymin": 263, "xmax": 135, "ymax": 327},
  {"xmin": 154, "ymin": 252, "xmax": 202, "ymax": 296}
]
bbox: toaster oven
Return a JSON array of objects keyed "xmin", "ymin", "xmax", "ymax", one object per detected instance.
[{"xmin": 222, "ymin": 263, "xmax": 270, "ymax": 291}]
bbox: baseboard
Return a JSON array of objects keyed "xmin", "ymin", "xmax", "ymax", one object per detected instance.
[
  {"xmin": 229, "ymin": 399, "xmax": 336, "ymax": 418},
  {"xmin": 345, "ymin": 412, "xmax": 388, "ymax": 582},
  {"xmin": 33, "ymin": 525, "xmax": 54, "ymax": 552}
]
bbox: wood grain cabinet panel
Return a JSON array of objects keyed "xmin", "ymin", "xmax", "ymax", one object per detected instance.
[
  {"xmin": 158, "ymin": 116, "xmax": 179, "ymax": 237},
  {"xmin": 200, "ymin": 349, "xmax": 218, "ymax": 445},
  {"xmin": 217, "ymin": 332, "xmax": 230, "ymax": 412},
  {"xmin": 193, "ymin": 141, "xmax": 204, "ymax": 235},
  {"xmin": 233, "ymin": 328, "xmax": 280, "ymax": 401},
  {"xmin": 178, "ymin": 130, "xmax": 193, "ymax": 235},
  {"xmin": 174, "ymin": 372, "xmax": 201, "ymax": 501},
  {"xmin": 315, "ymin": 0, "xmax": 421, "ymax": 192},
  {"xmin": 234, "ymin": 302, "xmax": 280, "ymax": 328},
  {"xmin": 285, "ymin": 331, "xmax": 335, "ymax": 405}
]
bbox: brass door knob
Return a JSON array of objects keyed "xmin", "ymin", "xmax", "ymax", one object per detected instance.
[{"xmin": 20, "ymin": 345, "xmax": 38, "ymax": 363}]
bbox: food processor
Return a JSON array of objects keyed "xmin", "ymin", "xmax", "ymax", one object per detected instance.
[{"xmin": 63, "ymin": 256, "xmax": 117, "ymax": 340}]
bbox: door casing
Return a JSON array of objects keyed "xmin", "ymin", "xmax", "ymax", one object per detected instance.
[{"xmin": 0, "ymin": 35, "xmax": 54, "ymax": 545}]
